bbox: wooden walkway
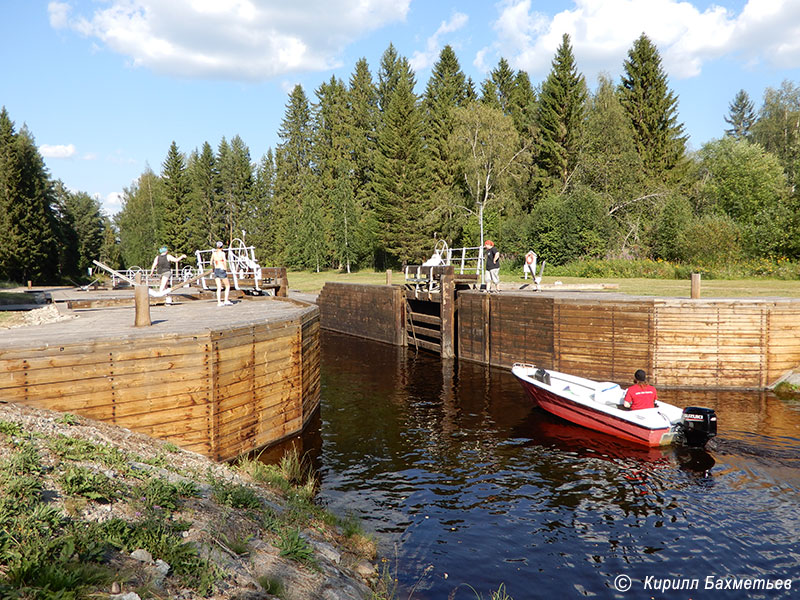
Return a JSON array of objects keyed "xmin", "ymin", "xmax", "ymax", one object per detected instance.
[{"xmin": 0, "ymin": 291, "xmax": 320, "ymax": 461}]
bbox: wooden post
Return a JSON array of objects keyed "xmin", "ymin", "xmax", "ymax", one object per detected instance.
[
  {"xmin": 134, "ymin": 272, "xmax": 151, "ymax": 327},
  {"xmin": 27, "ymin": 280, "xmax": 32, "ymax": 289},
  {"xmin": 691, "ymin": 273, "xmax": 701, "ymax": 299},
  {"xmin": 386, "ymin": 269, "xmax": 392, "ymax": 285},
  {"xmin": 276, "ymin": 268, "xmax": 289, "ymax": 297},
  {"xmin": 393, "ymin": 285, "xmax": 406, "ymax": 346},
  {"xmin": 440, "ymin": 266, "xmax": 455, "ymax": 359}
]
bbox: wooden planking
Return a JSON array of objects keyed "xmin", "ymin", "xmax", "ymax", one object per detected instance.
[
  {"xmin": 318, "ymin": 282, "xmax": 404, "ymax": 345},
  {"xmin": 653, "ymin": 302, "xmax": 767, "ymax": 388},
  {"xmin": 0, "ymin": 302, "xmax": 321, "ymax": 462},
  {"xmin": 457, "ymin": 293, "xmax": 488, "ymax": 363}
]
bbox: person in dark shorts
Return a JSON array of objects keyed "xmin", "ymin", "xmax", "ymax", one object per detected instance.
[
  {"xmin": 212, "ymin": 241, "xmax": 232, "ymax": 306},
  {"xmin": 150, "ymin": 246, "xmax": 186, "ymax": 299}
]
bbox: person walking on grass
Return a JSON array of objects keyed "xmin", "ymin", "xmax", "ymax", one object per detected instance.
[
  {"xmin": 484, "ymin": 240, "xmax": 500, "ymax": 293},
  {"xmin": 212, "ymin": 241, "xmax": 232, "ymax": 306}
]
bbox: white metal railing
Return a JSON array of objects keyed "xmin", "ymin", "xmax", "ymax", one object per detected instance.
[
  {"xmin": 420, "ymin": 240, "xmax": 484, "ymax": 275},
  {"xmin": 195, "ymin": 239, "xmax": 263, "ymax": 291}
]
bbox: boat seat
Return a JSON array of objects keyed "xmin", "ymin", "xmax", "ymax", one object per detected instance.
[{"xmin": 595, "ymin": 382, "xmax": 622, "ymax": 405}]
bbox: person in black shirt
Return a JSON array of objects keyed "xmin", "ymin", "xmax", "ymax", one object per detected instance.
[
  {"xmin": 150, "ymin": 246, "xmax": 186, "ymax": 296},
  {"xmin": 484, "ymin": 240, "xmax": 500, "ymax": 293}
]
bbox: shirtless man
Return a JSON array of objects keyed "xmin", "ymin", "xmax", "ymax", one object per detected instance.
[{"xmin": 212, "ymin": 241, "xmax": 232, "ymax": 306}]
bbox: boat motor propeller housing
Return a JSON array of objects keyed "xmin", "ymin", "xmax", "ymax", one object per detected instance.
[{"xmin": 679, "ymin": 406, "xmax": 717, "ymax": 447}]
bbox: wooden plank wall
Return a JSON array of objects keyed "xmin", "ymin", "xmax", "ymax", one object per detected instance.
[
  {"xmin": 0, "ymin": 334, "xmax": 215, "ymax": 456},
  {"xmin": 457, "ymin": 292, "xmax": 800, "ymax": 389},
  {"xmin": 0, "ymin": 310, "xmax": 321, "ymax": 461},
  {"xmin": 317, "ymin": 282, "xmax": 405, "ymax": 346},
  {"xmin": 766, "ymin": 302, "xmax": 800, "ymax": 384}
]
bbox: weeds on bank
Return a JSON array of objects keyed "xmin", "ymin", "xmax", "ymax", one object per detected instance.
[{"xmin": 1, "ymin": 419, "xmax": 379, "ymax": 599}]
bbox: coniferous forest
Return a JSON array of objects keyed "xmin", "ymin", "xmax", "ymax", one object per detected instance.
[{"xmin": 3, "ymin": 34, "xmax": 800, "ymax": 283}]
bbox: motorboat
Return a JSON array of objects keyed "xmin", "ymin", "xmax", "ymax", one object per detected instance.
[{"xmin": 511, "ymin": 363, "xmax": 717, "ymax": 448}]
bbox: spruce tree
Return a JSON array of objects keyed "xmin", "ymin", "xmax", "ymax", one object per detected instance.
[
  {"xmin": 489, "ymin": 58, "xmax": 517, "ymax": 116},
  {"xmin": 273, "ymin": 85, "xmax": 313, "ymax": 266},
  {"xmin": 160, "ymin": 141, "xmax": 191, "ymax": 255},
  {"xmin": 0, "ymin": 114, "xmax": 59, "ymax": 283},
  {"xmin": 248, "ymin": 149, "xmax": 275, "ymax": 263},
  {"xmin": 535, "ymin": 33, "xmax": 588, "ymax": 187},
  {"xmin": 187, "ymin": 141, "xmax": 222, "ymax": 251},
  {"xmin": 619, "ymin": 34, "xmax": 687, "ymax": 180},
  {"xmin": 423, "ymin": 46, "xmax": 469, "ymax": 243},
  {"xmin": 372, "ymin": 56, "xmax": 430, "ymax": 265},
  {"xmin": 217, "ymin": 136, "xmax": 254, "ymax": 245},
  {"xmin": 347, "ymin": 58, "xmax": 379, "ymax": 211},
  {"xmin": 377, "ymin": 43, "xmax": 402, "ymax": 114},
  {"xmin": 724, "ymin": 89, "xmax": 755, "ymax": 141}
]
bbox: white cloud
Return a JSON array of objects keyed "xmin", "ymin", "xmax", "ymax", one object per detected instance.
[
  {"xmin": 479, "ymin": 0, "xmax": 800, "ymax": 81},
  {"xmin": 409, "ymin": 12, "xmax": 469, "ymax": 72},
  {"xmin": 48, "ymin": 0, "xmax": 410, "ymax": 80},
  {"xmin": 39, "ymin": 143, "xmax": 77, "ymax": 158},
  {"xmin": 104, "ymin": 192, "xmax": 124, "ymax": 214},
  {"xmin": 47, "ymin": 1, "xmax": 70, "ymax": 29}
]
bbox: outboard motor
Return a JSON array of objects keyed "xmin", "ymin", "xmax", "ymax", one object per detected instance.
[{"xmin": 679, "ymin": 406, "xmax": 717, "ymax": 448}]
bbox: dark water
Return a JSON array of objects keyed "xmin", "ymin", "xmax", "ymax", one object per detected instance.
[{"xmin": 300, "ymin": 332, "xmax": 800, "ymax": 599}]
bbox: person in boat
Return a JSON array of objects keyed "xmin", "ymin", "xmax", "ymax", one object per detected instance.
[
  {"xmin": 212, "ymin": 241, "xmax": 233, "ymax": 306},
  {"xmin": 623, "ymin": 369, "xmax": 658, "ymax": 410},
  {"xmin": 484, "ymin": 240, "xmax": 500, "ymax": 293},
  {"xmin": 150, "ymin": 246, "xmax": 186, "ymax": 295}
]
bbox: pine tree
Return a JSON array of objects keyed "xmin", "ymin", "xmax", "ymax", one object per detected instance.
[
  {"xmin": 619, "ymin": 34, "xmax": 687, "ymax": 180},
  {"xmin": 724, "ymin": 89, "xmax": 755, "ymax": 140},
  {"xmin": 372, "ymin": 56, "xmax": 430, "ymax": 265},
  {"xmin": 160, "ymin": 141, "xmax": 191, "ymax": 255},
  {"xmin": 536, "ymin": 33, "xmax": 588, "ymax": 187}
]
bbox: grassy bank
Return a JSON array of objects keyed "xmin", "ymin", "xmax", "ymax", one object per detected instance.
[
  {"xmin": 0, "ymin": 403, "xmax": 382, "ymax": 600},
  {"xmin": 286, "ymin": 269, "xmax": 800, "ymax": 298}
]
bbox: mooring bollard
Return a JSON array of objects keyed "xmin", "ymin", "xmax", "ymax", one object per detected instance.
[
  {"xmin": 134, "ymin": 272, "xmax": 151, "ymax": 327},
  {"xmin": 386, "ymin": 269, "xmax": 392, "ymax": 285},
  {"xmin": 691, "ymin": 273, "xmax": 701, "ymax": 299}
]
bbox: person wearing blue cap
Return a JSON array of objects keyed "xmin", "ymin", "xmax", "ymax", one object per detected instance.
[{"xmin": 150, "ymin": 246, "xmax": 186, "ymax": 297}]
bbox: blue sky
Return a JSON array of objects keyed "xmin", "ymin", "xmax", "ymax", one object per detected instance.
[{"xmin": 2, "ymin": 0, "xmax": 799, "ymax": 217}]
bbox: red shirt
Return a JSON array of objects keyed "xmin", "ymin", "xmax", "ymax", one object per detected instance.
[{"xmin": 624, "ymin": 383, "xmax": 657, "ymax": 410}]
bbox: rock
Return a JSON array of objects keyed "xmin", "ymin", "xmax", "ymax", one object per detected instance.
[
  {"xmin": 311, "ymin": 540, "xmax": 342, "ymax": 564},
  {"xmin": 130, "ymin": 549, "xmax": 153, "ymax": 563},
  {"xmin": 354, "ymin": 560, "xmax": 376, "ymax": 579},
  {"xmin": 111, "ymin": 593, "xmax": 142, "ymax": 600}
]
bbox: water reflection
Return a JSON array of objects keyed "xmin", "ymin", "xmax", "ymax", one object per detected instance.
[{"xmin": 289, "ymin": 332, "xmax": 800, "ymax": 599}]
